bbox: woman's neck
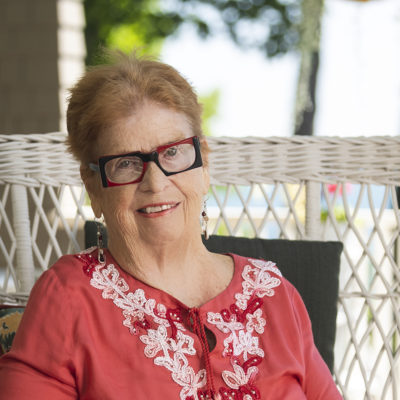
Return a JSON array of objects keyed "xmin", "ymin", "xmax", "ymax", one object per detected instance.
[{"xmin": 107, "ymin": 234, "xmax": 234, "ymax": 308}]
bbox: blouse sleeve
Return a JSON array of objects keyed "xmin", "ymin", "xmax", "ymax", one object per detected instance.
[
  {"xmin": 290, "ymin": 285, "xmax": 343, "ymax": 399},
  {"xmin": 0, "ymin": 264, "xmax": 78, "ymax": 399}
]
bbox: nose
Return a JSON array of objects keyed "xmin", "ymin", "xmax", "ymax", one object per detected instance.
[{"xmin": 139, "ymin": 161, "xmax": 170, "ymax": 192}]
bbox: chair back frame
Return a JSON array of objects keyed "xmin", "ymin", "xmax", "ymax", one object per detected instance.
[{"xmin": 1, "ymin": 132, "xmax": 400, "ymax": 399}]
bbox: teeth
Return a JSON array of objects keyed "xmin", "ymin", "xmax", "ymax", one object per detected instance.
[{"xmin": 141, "ymin": 204, "xmax": 175, "ymax": 214}]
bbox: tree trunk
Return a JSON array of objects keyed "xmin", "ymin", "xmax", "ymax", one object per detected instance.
[{"xmin": 294, "ymin": 0, "xmax": 325, "ymax": 136}]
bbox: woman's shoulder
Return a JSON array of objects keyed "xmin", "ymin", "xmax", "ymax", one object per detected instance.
[
  {"xmin": 34, "ymin": 247, "xmax": 99, "ymax": 291},
  {"xmin": 230, "ymin": 253, "xmax": 284, "ymax": 278},
  {"xmin": 21, "ymin": 248, "xmax": 103, "ymax": 324},
  {"xmin": 229, "ymin": 252, "xmax": 296, "ymax": 298},
  {"xmin": 208, "ymin": 253, "xmax": 297, "ymax": 325}
]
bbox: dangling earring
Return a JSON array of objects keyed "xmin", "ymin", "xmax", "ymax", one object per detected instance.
[
  {"xmin": 96, "ymin": 216, "xmax": 106, "ymax": 264},
  {"xmin": 201, "ymin": 199, "xmax": 209, "ymax": 240}
]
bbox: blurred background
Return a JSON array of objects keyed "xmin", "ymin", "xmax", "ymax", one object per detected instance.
[
  {"xmin": 1, "ymin": 5, "xmax": 399, "ymax": 397},
  {"xmin": 1, "ymin": 0, "xmax": 399, "ymax": 138}
]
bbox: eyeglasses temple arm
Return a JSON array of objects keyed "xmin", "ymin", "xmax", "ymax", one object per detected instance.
[{"xmin": 89, "ymin": 163, "xmax": 100, "ymax": 172}]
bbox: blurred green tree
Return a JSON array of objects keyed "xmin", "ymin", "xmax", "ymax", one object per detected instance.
[
  {"xmin": 83, "ymin": 0, "xmax": 221, "ymax": 136},
  {"xmin": 200, "ymin": 89, "xmax": 220, "ymax": 137},
  {"xmin": 84, "ymin": 0, "xmax": 210, "ymax": 64},
  {"xmin": 84, "ymin": 0, "xmax": 323, "ymax": 135},
  {"xmin": 84, "ymin": 0, "xmax": 301, "ymax": 64}
]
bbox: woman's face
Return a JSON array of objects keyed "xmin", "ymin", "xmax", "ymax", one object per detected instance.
[{"xmin": 87, "ymin": 101, "xmax": 209, "ymax": 249}]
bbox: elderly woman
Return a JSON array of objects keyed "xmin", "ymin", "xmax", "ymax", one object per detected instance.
[{"xmin": 0, "ymin": 53, "xmax": 342, "ymax": 399}]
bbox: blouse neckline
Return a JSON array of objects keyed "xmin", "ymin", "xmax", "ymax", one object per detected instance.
[{"xmin": 102, "ymin": 248, "xmax": 242, "ymax": 311}]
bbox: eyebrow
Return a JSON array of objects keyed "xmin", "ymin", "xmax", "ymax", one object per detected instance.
[
  {"xmin": 163, "ymin": 133, "xmax": 187, "ymax": 144},
  {"xmin": 143, "ymin": 134, "xmax": 188, "ymax": 153},
  {"xmin": 99, "ymin": 135, "xmax": 191, "ymax": 159}
]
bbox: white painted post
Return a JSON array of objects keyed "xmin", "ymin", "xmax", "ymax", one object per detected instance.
[
  {"xmin": 305, "ymin": 181, "xmax": 321, "ymax": 240},
  {"xmin": 11, "ymin": 185, "xmax": 35, "ymax": 292}
]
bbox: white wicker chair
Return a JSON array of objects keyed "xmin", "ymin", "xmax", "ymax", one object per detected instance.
[{"xmin": 0, "ymin": 132, "xmax": 399, "ymax": 399}]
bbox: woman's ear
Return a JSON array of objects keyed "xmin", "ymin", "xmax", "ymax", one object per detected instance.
[{"xmin": 80, "ymin": 165, "xmax": 103, "ymax": 218}]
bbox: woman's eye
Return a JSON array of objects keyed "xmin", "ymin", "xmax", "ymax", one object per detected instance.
[
  {"xmin": 117, "ymin": 159, "xmax": 132, "ymax": 168},
  {"xmin": 165, "ymin": 146, "xmax": 178, "ymax": 158},
  {"xmin": 115, "ymin": 157, "xmax": 140, "ymax": 170}
]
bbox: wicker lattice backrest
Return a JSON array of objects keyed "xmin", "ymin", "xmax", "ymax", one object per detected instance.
[{"xmin": 0, "ymin": 132, "xmax": 399, "ymax": 399}]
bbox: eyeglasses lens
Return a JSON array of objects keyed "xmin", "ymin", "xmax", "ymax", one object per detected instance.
[
  {"xmin": 104, "ymin": 141, "xmax": 196, "ymax": 184},
  {"xmin": 105, "ymin": 156, "xmax": 143, "ymax": 184},
  {"xmin": 158, "ymin": 143, "xmax": 195, "ymax": 173}
]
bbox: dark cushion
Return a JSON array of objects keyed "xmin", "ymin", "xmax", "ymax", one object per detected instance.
[
  {"xmin": 84, "ymin": 221, "xmax": 342, "ymax": 372},
  {"xmin": 203, "ymin": 235, "xmax": 343, "ymax": 373},
  {"xmin": 85, "ymin": 220, "xmax": 109, "ymax": 249}
]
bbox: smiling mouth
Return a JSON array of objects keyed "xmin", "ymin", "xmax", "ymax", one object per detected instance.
[{"xmin": 138, "ymin": 203, "xmax": 178, "ymax": 214}]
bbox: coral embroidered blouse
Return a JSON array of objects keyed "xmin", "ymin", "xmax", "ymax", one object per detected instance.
[{"xmin": 0, "ymin": 249, "xmax": 342, "ymax": 399}]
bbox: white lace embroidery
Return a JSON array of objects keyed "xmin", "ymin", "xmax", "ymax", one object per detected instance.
[
  {"xmin": 207, "ymin": 259, "xmax": 281, "ymax": 391},
  {"xmin": 89, "ymin": 263, "xmax": 206, "ymax": 399},
  {"xmin": 235, "ymin": 259, "xmax": 282, "ymax": 310},
  {"xmin": 245, "ymin": 308, "xmax": 266, "ymax": 334},
  {"xmin": 222, "ymin": 359, "xmax": 259, "ymax": 390},
  {"xmin": 88, "ymin": 257, "xmax": 281, "ymax": 399}
]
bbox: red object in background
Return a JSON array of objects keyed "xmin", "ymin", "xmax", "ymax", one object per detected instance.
[{"xmin": 327, "ymin": 183, "xmax": 351, "ymax": 195}]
